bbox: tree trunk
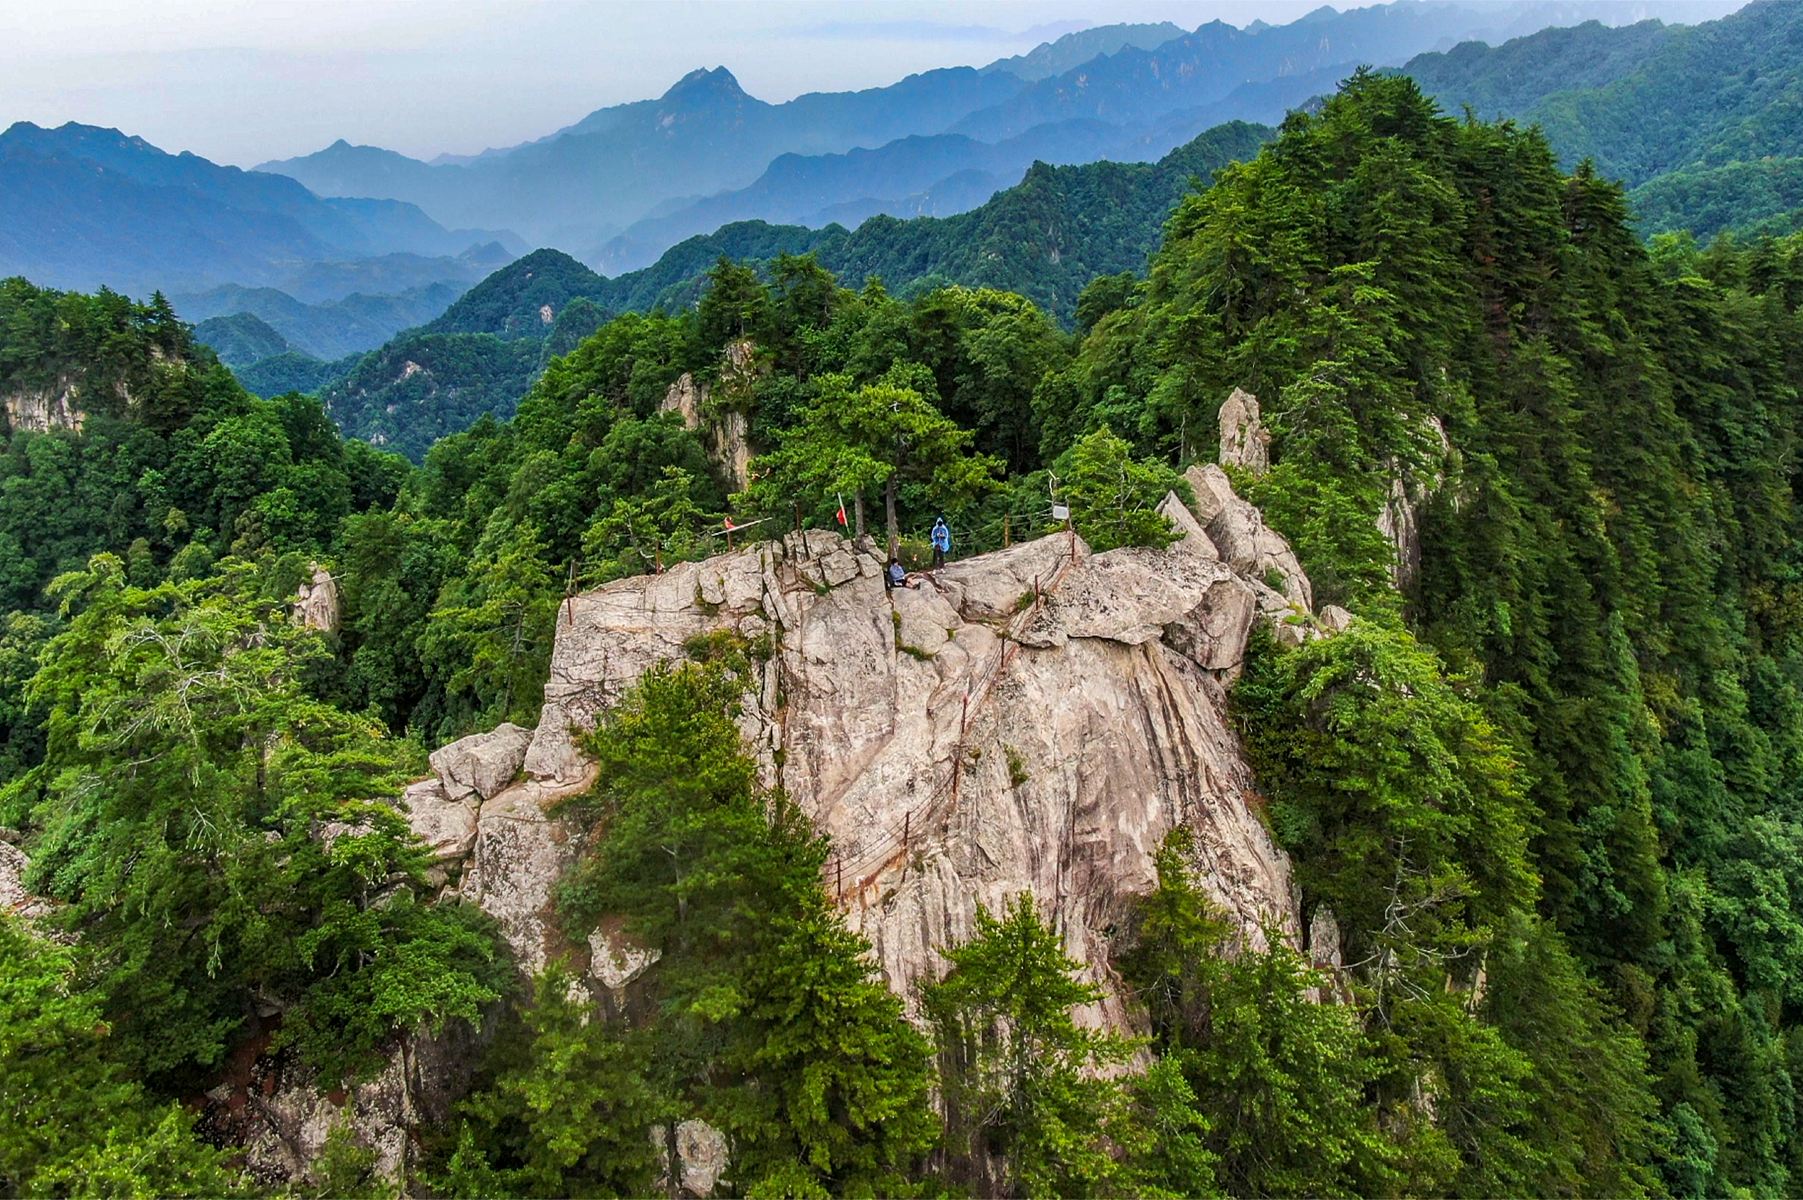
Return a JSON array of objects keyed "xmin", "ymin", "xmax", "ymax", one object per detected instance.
[
  {"xmin": 885, "ymin": 477, "xmax": 900, "ymax": 558},
  {"xmin": 853, "ymin": 494, "xmax": 866, "ymax": 540}
]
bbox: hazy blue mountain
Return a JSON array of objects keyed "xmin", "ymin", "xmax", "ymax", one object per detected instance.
[
  {"xmin": 192, "ymin": 312, "xmax": 290, "ymax": 367},
  {"xmin": 592, "ymin": 118, "xmax": 1145, "ymax": 273},
  {"xmin": 276, "ymin": 243, "xmax": 513, "ymax": 304},
  {"xmin": 949, "ymin": 0, "xmax": 1730, "ymax": 143},
  {"xmin": 257, "ymin": 65, "xmax": 1025, "ymax": 245},
  {"xmin": 0, "ymin": 121, "xmax": 519, "ymax": 296},
  {"xmin": 608, "ymin": 120, "xmax": 1273, "ymax": 322},
  {"xmin": 978, "ymin": 22, "xmax": 1186, "ymax": 80},
  {"xmin": 173, "ymin": 280, "xmax": 466, "ymax": 359}
]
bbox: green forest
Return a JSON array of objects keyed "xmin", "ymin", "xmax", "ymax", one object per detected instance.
[{"xmin": 5, "ymin": 72, "xmax": 1803, "ymax": 1196}]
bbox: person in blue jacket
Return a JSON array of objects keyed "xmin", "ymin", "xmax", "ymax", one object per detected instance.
[{"xmin": 930, "ymin": 517, "xmax": 951, "ymax": 569}]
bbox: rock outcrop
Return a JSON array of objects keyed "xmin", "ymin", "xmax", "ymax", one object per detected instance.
[
  {"xmin": 659, "ymin": 338, "xmax": 757, "ymax": 492},
  {"xmin": 1217, "ymin": 387, "xmax": 1270, "ymax": 475},
  {"xmin": 1377, "ymin": 414, "xmax": 1453, "ymax": 592},
  {"xmin": 3, "ymin": 380, "xmax": 87, "ymax": 433},
  {"xmin": 1186, "ymin": 463, "xmax": 1313, "ymax": 611},
  {"xmin": 270, "ymin": 410, "xmax": 1341, "ymax": 1188},
  {"xmin": 1, "ymin": 839, "xmax": 54, "ymax": 924},
  {"xmin": 291, "ymin": 567, "xmax": 339, "ymax": 634},
  {"xmin": 446, "ymin": 466, "xmax": 1331, "ymax": 1033}
]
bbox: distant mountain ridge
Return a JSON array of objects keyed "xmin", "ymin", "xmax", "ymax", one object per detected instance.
[
  {"xmin": 175, "ymin": 280, "xmax": 466, "ymax": 360},
  {"xmin": 257, "ymin": 2, "xmax": 1699, "ymax": 267},
  {"xmin": 257, "ymin": 64, "xmax": 1026, "ymax": 247},
  {"xmin": 0, "ymin": 121, "xmax": 521, "ymax": 296}
]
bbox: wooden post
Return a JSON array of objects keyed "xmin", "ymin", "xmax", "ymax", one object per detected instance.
[
  {"xmin": 1003, "ymin": 513, "xmax": 1011, "ymax": 548},
  {"xmin": 655, "ymin": 546, "xmax": 664, "ymax": 574},
  {"xmin": 903, "ymin": 811, "xmax": 911, "ymax": 852},
  {"xmin": 835, "ymin": 858, "xmax": 843, "ymax": 902},
  {"xmin": 1068, "ymin": 520, "xmax": 1077, "ymax": 565}
]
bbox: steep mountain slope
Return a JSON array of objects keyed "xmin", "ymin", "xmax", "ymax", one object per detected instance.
[
  {"xmin": 305, "ymin": 251, "xmax": 612, "ymax": 456},
  {"xmin": 1401, "ymin": 0, "xmax": 1803, "ymax": 234},
  {"xmin": 0, "ymin": 122, "xmax": 515, "ymax": 295},
  {"xmin": 421, "ymin": 248, "xmax": 609, "ymax": 337}
]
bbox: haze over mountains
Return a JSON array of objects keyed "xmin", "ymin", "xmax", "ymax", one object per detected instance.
[
  {"xmin": 258, "ymin": 0, "xmax": 1713, "ymax": 266},
  {"xmin": 2, "ymin": 0, "xmax": 1785, "ymax": 451}
]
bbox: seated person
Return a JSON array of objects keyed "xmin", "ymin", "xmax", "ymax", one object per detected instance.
[{"xmin": 886, "ymin": 558, "xmax": 907, "ymax": 591}]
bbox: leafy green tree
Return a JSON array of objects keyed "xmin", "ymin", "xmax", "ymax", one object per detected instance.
[
  {"xmin": 435, "ymin": 967, "xmax": 664, "ymax": 1198},
  {"xmin": 1122, "ymin": 831, "xmax": 1419, "ymax": 1197},
  {"xmin": 924, "ymin": 894, "xmax": 1142, "ymax": 1198},
  {"xmin": 555, "ymin": 658, "xmax": 937, "ymax": 1196},
  {"xmin": 5, "ymin": 555, "xmax": 505, "ymax": 1084},
  {"xmin": 0, "ymin": 914, "xmax": 237, "ymax": 1196},
  {"xmin": 1050, "ymin": 425, "xmax": 1183, "ymax": 551},
  {"xmin": 747, "ymin": 374, "xmax": 999, "ymax": 553},
  {"xmin": 421, "ymin": 515, "xmax": 558, "ymax": 738}
]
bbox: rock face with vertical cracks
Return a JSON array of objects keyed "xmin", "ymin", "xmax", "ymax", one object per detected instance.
[
  {"xmin": 252, "ymin": 461, "xmax": 1342, "ymax": 1189},
  {"xmin": 453, "ymin": 469, "xmax": 1334, "ymax": 1031}
]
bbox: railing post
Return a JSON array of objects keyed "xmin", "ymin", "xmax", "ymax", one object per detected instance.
[
  {"xmin": 903, "ymin": 811, "xmax": 911, "ymax": 852},
  {"xmin": 835, "ymin": 857, "xmax": 843, "ymax": 902},
  {"xmin": 1003, "ymin": 514, "xmax": 1011, "ymax": 548}
]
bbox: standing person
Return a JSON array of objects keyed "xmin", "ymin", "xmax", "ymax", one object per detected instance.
[{"xmin": 931, "ymin": 517, "xmax": 951, "ymax": 570}]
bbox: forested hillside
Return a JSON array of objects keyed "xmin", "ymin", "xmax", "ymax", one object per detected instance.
[
  {"xmin": 5, "ymin": 68, "xmax": 1803, "ymax": 1196},
  {"xmin": 281, "ymin": 122, "xmax": 1269, "ymax": 455},
  {"xmin": 1404, "ymin": 0, "xmax": 1803, "ymax": 236}
]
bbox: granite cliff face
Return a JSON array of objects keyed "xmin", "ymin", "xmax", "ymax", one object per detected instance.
[
  {"xmin": 237, "ymin": 430, "xmax": 1349, "ymax": 1184},
  {"xmin": 407, "ymin": 466, "xmax": 1342, "ymax": 1022}
]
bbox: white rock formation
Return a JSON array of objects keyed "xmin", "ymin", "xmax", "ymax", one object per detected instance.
[
  {"xmin": 429, "ymin": 722, "xmax": 532, "ymax": 802},
  {"xmin": 476, "ymin": 493, "xmax": 1324, "ymax": 1025},
  {"xmin": 658, "ymin": 338, "xmax": 758, "ymax": 493},
  {"xmin": 291, "ymin": 567, "xmax": 339, "ymax": 634},
  {"xmin": 4, "ymin": 384, "xmax": 87, "ymax": 434},
  {"xmin": 1, "ymin": 840, "xmax": 54, "ymax": 924},
  {"xmin": 1218, "ymin": 387, "xmax": 1270, "ymax": 475},
  {"xmin": 1186, "ymin": 462, "xmax": 1313, "ymax": 610},
  {"xmin": 654, "ymin": 1119, "xmax": 731, "ymax": 1197},
  {"xmin": 1377, "ymin": 414, "xmax": 1453, "ymax": 592}
]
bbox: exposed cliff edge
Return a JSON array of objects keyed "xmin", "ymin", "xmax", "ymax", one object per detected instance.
[
  {"xmin": 235, "ymin": 439, "xmax": 1349, "ymax": 1184},
  {"xmin": 410, "ymin": 464, "xmax": 1341, "ymax": 1014}
]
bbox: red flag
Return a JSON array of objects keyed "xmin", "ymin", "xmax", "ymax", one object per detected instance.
[{"xmin": 835, "ymin": 491, "xmax": 848, "ymax": 526}]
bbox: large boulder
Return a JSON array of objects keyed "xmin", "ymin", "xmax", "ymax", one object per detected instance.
[
  {"xmin": 654, "ymin": 1118, "xmax": 731, "ymax": 1198},
  {"xmin": 1218, "ymin": 387, "xmax": 1270, "ymax": 475},
  {"xmin": 1184, "ymin": 463, "xmax": 1313, "ymax": 610},
  {"xmin": 398, "ymin": 778, "xmax": 480, "ymax": 869},
  {"xmin": 430, "ymin": 722, "xmax": 532, "ymax": 802}
]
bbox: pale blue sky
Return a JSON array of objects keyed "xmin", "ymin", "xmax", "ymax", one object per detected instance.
[{"xmin": 0, "ymin": 0, "xmax": 1743, "ymax": 166}]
